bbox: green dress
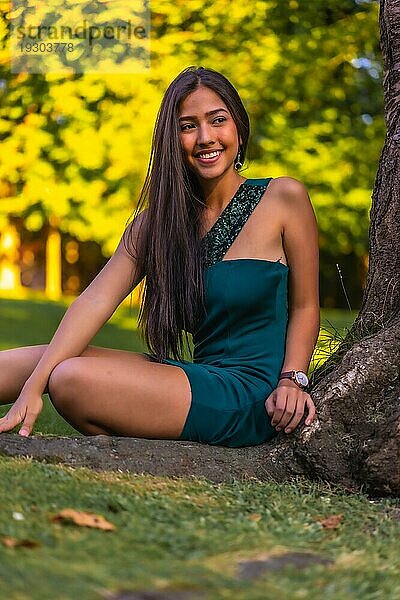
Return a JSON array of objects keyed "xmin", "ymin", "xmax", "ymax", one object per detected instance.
[{"xmin": 144, "ymin": 177, "xmax": 289, "ymax": 447}]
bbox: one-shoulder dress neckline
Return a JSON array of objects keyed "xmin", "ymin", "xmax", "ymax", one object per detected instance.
[{"xmin": 201, "ymin": 178, "xmax": 289, "ymax": 271}]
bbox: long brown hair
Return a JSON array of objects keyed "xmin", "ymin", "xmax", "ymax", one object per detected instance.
[{"xmin": 123, "ymin": 66, "xmax": 250, "ymax": 362}]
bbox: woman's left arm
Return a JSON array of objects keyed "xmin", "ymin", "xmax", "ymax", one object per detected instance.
[{"xmin": 265, "ymin": 177, "xmax": 320, "ymax": 434}]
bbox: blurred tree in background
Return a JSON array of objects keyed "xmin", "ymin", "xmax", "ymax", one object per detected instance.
[{"xmin": 0, "ymin": 0, "xmax": 383, "ymax": 307}]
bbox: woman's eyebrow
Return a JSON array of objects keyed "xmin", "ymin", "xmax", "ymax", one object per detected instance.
[{"xmin": 178, "ymin": 108, "xmax": 229, "ymax": 121}]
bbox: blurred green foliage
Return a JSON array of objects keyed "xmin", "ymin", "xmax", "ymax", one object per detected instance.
[{"xmin": 0, "ymin": 1, "xmax": 383, "ymax": 291}]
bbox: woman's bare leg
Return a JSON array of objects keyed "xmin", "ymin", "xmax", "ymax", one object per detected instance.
[
  {"xmin": 0, "ymin": 345, "xmax": 156, "ymax": 405},
  {"xmin": 0, "ymin": 345, "xmax": 193, "ymax": 439},
  {"xmin": 47, "ymin": 352, "xmax": 192, "ymax": 438}
]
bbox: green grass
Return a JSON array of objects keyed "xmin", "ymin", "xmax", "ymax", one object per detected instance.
[
  {"xmin": 1, "ymin": 460, "xmax": 400, "ymax": 600},
  {"xmin": 2, "ymin": 296, "xmax": 396, "ymax": 600},
  {"xmin": 310, "ymin": 308, "xmax": 360, "ymax": 374},
  {"xmin": 0, "ymin": 294, "xmax": 145, "ymax": 353}
]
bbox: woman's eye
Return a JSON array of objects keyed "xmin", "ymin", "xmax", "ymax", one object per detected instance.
[{"xmin": 180, "ymin": 117, "xmax": 226, "ymax": 132}]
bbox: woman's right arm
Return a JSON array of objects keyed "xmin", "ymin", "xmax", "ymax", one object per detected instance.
[
  {"xmin": 0, "ymin": 211, "xmax": 147, "ymax": 436},
  {"xmin": 25, "ymin": 214, "xmax": 146, "ymax": 394}
]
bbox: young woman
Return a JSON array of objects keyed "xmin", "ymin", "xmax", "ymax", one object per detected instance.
[{"xmin": 0, "ymin": 66, "xmax": 320, "ymax": 447}]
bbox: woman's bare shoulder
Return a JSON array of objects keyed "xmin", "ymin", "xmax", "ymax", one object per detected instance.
[
  {"xmin": 269, "ymin": 176, "xmax": 312, "ymax": 204},
  {"xmin": 266, "ymin": 176, "xmax": 315, "ymax": 228}
]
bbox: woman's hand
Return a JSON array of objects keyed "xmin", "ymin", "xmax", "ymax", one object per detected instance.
[
  {"xmin": 265, "ymin": 379, "xmax": 316, "ymax": 434},
  {"xmin": 0, "ymin": 386, "xmax": 43, "ymax": 437}
]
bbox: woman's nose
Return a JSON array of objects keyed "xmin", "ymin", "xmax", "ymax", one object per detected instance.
[{"xmin": 196, "ymin": 123, "xmax": 214, "ymax": 145}]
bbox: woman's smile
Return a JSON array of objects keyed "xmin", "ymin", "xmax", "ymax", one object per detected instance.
[{"xmin": 195, "ymin": 149, "xmax": 224, "ymax": 165}]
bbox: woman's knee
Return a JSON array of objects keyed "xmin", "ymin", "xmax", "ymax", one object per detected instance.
[
  {"xmin": 47, "ymin": 358, "xmax": 109, "ymax": 436},
  {"xmin": 47, "ymin": 358, "xmax": 82, "ymax": 409}
]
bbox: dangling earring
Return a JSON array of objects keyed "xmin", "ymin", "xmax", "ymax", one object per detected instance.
[{"xmin": 234, "ymin": 148, "xmax": 243, "ymax": 171}]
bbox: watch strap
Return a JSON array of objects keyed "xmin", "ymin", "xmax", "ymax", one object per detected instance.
[{"xmin": 279, "ymin": 370, "xmax": 296, "ymax": 377}]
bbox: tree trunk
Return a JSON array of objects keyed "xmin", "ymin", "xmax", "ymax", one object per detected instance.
[
  {"xmin": 45, "ymin": 223, "xmax": 62, "ymax": 300},
  {"xmin": 288, "ymin": 0, "xmax": 400, "ymax": 496},
  {"xmin": 0, "ymin": 219, "xmax": 22, "ymax": 292}
]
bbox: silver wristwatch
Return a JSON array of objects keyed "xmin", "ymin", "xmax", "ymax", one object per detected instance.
[{"xmin": 278, "ymin": 370, "xmax": 309, "ymax": 390}]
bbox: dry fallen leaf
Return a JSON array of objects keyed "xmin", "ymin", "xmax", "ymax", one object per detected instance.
[
  {"xmin": 2, "ymin": 537, "xmax": 40, "ymax": 548},
  {"xmin": 248, "ymin": 513, "xmax": 262, "ymax": 522},
  {"xmin": 318, "ymin": 514, "xmax": 343, "ymax": 529},
  {"xmin": 51, "ymin": 509, "xmax": 115, "ymax": 531}
]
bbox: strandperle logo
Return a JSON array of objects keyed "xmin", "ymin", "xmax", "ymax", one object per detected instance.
[
  {"xmin": 13, "ymin": 19, "xmax": 147, "ymax": 47},
  {"xmin": 7, "ymin": 0, "xmax": 150, "ymax": 74}
]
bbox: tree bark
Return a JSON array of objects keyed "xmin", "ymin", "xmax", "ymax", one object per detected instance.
[{"xmin": 294, "ymin": 0, "xmax": 400, "ymax": 495}]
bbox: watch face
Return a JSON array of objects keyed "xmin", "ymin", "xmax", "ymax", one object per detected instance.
[{"xmin": 295, "ymin": 371, "xmax": 309, "ymax": 386}]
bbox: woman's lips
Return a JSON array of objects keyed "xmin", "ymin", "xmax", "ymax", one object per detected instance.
[{"xmin": 195, "ymin": 150, "xmax": 223, "ymax": 165}]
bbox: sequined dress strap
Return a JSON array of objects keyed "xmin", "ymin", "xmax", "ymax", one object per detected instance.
[{"xmin": 201, "ymin": 178, "xmax": 273, "ymax": 268}]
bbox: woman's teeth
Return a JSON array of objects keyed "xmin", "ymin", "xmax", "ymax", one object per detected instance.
[
  {"xmin": 196, "ymin": 150, "xmax": 223, "ymax": 162},
  {"xmin": 199, "ymin": 151, "xmax": 221, "ymax": 158}
]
